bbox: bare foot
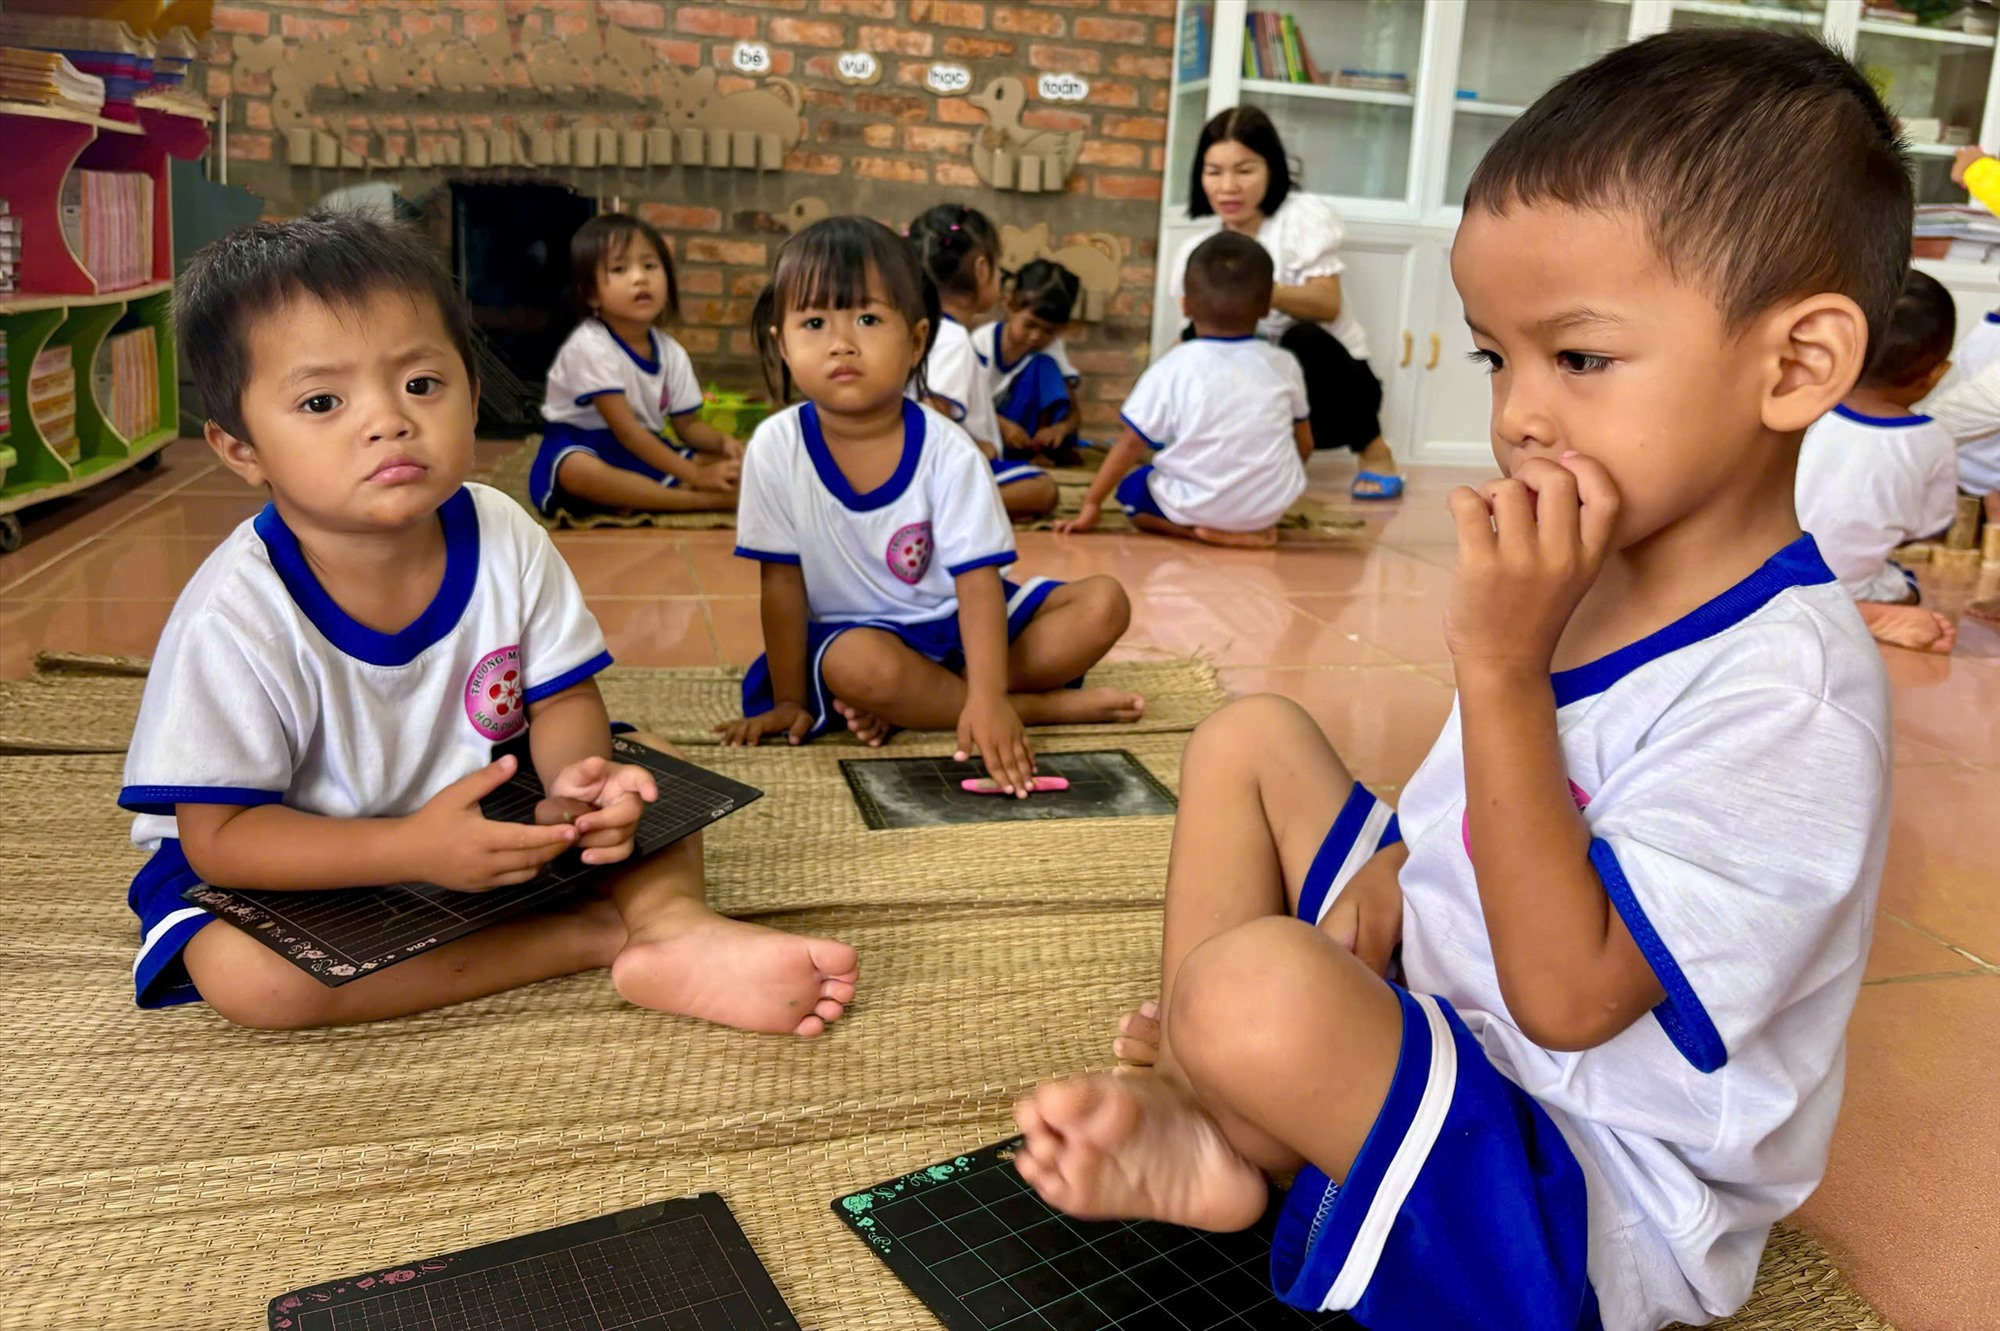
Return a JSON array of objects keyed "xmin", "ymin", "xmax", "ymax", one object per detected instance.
[
  {"xmin": 1194, "ymin": 526, "xmax": 1278, "ymax": 549},
  {"xmin": 833, "ymin": 698, "xmax": 895, "ymax": 747},
  {"xmin": 1113, "ymin": 1000, "xmax": 1160, "ymax": 1067},
  {"xmin": 1013, "ymin": 1072, "xmax": 1267, "ymax": 1229},
  {"xmin": 611, "ymin": 901, "xmax": 859, "ymax": 1036},
  {"xmin": 1016, "ymin": 687, "xmax": 1147, "ymax": 727},
  {"xmin": 1864, "ymin": 603, "xmax": 1957, "ymax": 654},
  {"xmin": 1968, "ymin": 596, "xmax": 2000, "ymax": 625}
]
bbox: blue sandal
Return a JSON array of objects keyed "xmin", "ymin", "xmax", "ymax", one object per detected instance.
[{"xmin": 1351, "ymin": 470, "xmax": 1405, "ymax": 500}]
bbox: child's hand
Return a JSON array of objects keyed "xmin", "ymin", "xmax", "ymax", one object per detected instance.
[
  {"xmin": 715, "ymin": 701, "xmax": 814, "ymax": 747},
  {"xmin": 1031, "ymin": 423, "xmax": 1073, "ymax": 453},
  {"xmin": 722, "ymin": 436, "xmax": 746, "ymax": 461},
  {"xmin": 1000, "ymin": 418, "xmax": 1031, "ymax": 453},
  {"xmin": 1953, "ymin": 145, "xmax": 1991, "ymax": 186},
  {"xmin": 1320, "ymin": 845, "xmax": 1405, "ymax": 977},
  {"xmin": 694, "ymin": 457, "xmax": 742, "ymax": 491},
  {"xmin": 1053, "ymin": 499, "xmax": 1101, "ymax": 535},
  {"xmin": 1444, "ymin": 453, "xmax": 1620, "ymax": 674},
  {"xmin": 957, "ymin": 695, "xmax": 1034, "ymax": 797},
  {"xmin": 404, "ymin": 754, "xmax": 579, "ymax": 891},
  {"xmin": 539, "ymin": 756, "xmax": 659, "ymax": 866}
]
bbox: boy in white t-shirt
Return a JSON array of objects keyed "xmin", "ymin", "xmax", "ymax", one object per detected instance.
[
  {"xmin": 1798, "ymin": 269, "xmax": 1960, "ymax": 654},
  {"xmin": 128, "ymin": 213, "xmax": 856, "ymax": 1034},
  {"xmin": 1059, "ymin": 232, "xmax": 1311, "ymax": 548},
  {"xmin": 1015, "ymin": 31, "xmax": 1899, "ymax": 1331}
]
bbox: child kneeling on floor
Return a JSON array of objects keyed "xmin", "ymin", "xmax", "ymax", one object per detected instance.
[
  {"xmin": 1016, "ymin": 30, "xmax": 1899, "ymax": 1331},
  {"xmin": 1058, "ymin": 232, "xmax": 1310, "ymax": 548},
  {"xmin": 125, "ymin": 213, "xmax": 856, "ymax": 1034},
  {"xmin": 1797, "ymin": 269, "xmax": 1961, "ymax": 654},
  {"xmin": 975, "ymin": 259, "xmax": 1086, "ymax": 468},
  {"xmin": 530, "ymin": 213, "xmax": 744, "ymax": 518},
  {"xmin": 716, "ymin": 215, "xmax": 1139, "ymax": 793}
]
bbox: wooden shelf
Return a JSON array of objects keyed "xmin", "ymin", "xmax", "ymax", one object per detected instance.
[
  {"xmin": 0, "ymin": 279, "xmax": 174, "ymax": 318},
  {"xmin": 0, "ymin": 99, "xmax": 142, "ymax": 135},
  {"xmin": 1857, "ymin": 18, "xmax": 1996, "ymax": 48},
  {"xmin": 1670, "ymin": 1, "xmax": 1821, "ymax": 24},
  {"xmin": 1454, "ymin": 99, "xmax": 1528, "ymax": 119},
  {"xmin": 0, "ymin": 428, "xmax": 175, "ymax": 515},
  {"xmin": 1909, "ymin": 142, "xmax": 1973, "ymax": 158},
  {"xmin": 1241, "ymin": 79, "xmax": 1415, "ymax": 108}
]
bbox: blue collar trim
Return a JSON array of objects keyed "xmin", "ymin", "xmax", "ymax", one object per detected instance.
[
  {"xmin": 1196, "ymin": 334, "xmax": 1258, "ymax": 343},
  {"xmin": 801, "ymin": 399, "xmax": 925, "ymax": 512},
  {"xmin": 597, "ymin": 317, "xmax": 660, "ymax": 375},
  {"xmin": 1550, "ymin": 534, "xmax": 1835, "ymax": 707},
  {"xmin": 253, "ymin": 487, "xmax": 480, "ymax": 667},
  {"xmin": 1832, "ymin": 404, "xmax": 1931, "ymax": 428},
  {"xmin": 1986, "ymin": 311, "xmax": 2000, "ymax": 326},
  {"xmin": 992, "ymin": 322, "xmax": 1025, "ymax": 375}
]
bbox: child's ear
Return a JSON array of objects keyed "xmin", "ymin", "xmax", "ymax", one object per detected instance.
[
  {"xmin": 205, "ymin": 419, "xmax": 266, "ymax": 489},
  {"xmin": 1760, "ymin": 293, "xmax": 1868, "ymax": 435},
  {"xmin": 910, "ymin": 316, "xmax": 931, "ymax": 359}
]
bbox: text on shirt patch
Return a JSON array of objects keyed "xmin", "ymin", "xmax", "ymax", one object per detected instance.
[
  {"xmin": 887, "ymin": 522, "xmax": 933, "ymax": 584},
  {"xmin": 465, "ymin": 645, "xmax": 527, "ymax": 741}
]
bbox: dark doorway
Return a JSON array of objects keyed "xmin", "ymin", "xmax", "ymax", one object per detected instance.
[{"xmin": 451, "ymin": 182, "xmax": 596, "ymax": 435}]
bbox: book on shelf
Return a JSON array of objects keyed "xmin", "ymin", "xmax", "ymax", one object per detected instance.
[
  {"xmin": 0, "ymin": 43, "xmax": 106, "ymax": 114},
  {"xmin": 93, "ymin": 325, "xmax": 158, "ymax": 442},
  {"xmin": 1177, "ymin": 3, "xmax": 1210, "ymax": 84},
  {"xmin": 28, "ymin": 343, "xmax": 77, "ymax": 463},
  {"xmin": 0, "ymin": 328, "xmax": 11, "ymax": 450},
  {"xmin": 58, "ymin": 168, "xmax": 154, "ymax": 292},
  {"xmin": 1243, "ymin": 10, "xmax": 1329, "ymax": 85}
]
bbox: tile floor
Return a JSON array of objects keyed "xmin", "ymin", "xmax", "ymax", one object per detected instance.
[{"xmin": 3, "ymin": 439, "xmax": 1995, "ymax": 1330}]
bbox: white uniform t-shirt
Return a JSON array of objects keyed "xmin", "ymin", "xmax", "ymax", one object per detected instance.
[
  {"xmin": 1170, "ymin": 193, "xmax": 1370, "ymax": 360},
  {"xmin": 971, "ymin": 320, "xmax": 1079, "ymax": 402},
  {"xmin": 1926, "ymin": 311, "xmax": 2000, "ymax": 493},
  {"xmin": 1119, "ymin": 337, "xmax": 1308, "ymax": 531},
  {"xmin": 918, "ymin": 315, "xmax": 1004, "ymax": 455},
  {"xmin": 1797, "ymin": 405, "xmax": 1958, "ymax": 603},
  {"xmin": 541, "ymin": 318, "xmax": 703, "ymax": 434},
  {"xmin": 121, "ymin": 484, "xmax": 611, "ymax": 849},
  {"xmin": 1394, "ymin": 538, "xmax": 1889, "ymax": 1331},
  {"xmin": 734, "ymin": 399, "xmax": 1015, "ymax": 624}
]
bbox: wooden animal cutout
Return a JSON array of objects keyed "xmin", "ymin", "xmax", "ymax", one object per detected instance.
[
  {"xmin": 375, "ymin": 43, "xmax": 427, "ymax": 94},
  {"xmin": 597, "ymin": 22, "xmax": 653, "ymax": 95},
  {"xmin": 780, "ymin": 196, "xmax": 830, "ymax": 233},
  {"xmin": 432, "ymin": 38, "xmax": 491, "ymax": 94},
  {"xmin": 1000, "ymin": 224, "xmax": 1121, "ymax": 321},
  {"xmin": 969, "ymin": 77, "xmax": 1082, "ymax": 193},
  {"xmin": 660, "ymin": 67, "xmax": 804, "ymax": 170}
]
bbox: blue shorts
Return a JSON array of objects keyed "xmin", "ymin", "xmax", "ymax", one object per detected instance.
[
  {"xmin": 995, "ymin": 354, "xmax": 1075, "ymax": 434},
  {"xmin": 529, "ymin": 420, "xmax": 696, "ymax": 516},
  {"xmin": 1115, "ymin": 465, "xmax": 1169, "ymax": 522},
  {"xmin": 1266, "ymin": 786, "xmax": 1601, "ymax": 1331},
  {"xmin": 130, "ymin": 839, "xmax": 209, "ymax": 1008},
  {"xmin": 740, "ymin": 576, "xmax": 1061, "ymax": 739},
  {"xmin": 991, "ymin": 453, "xmax": 1047, "ymax": 490}
]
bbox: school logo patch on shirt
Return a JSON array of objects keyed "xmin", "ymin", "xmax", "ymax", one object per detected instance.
[
  {"xmin": 887, "ymin": 521, "xmax": 933, "ymax": 585},
  {"xmin": 465, "ymin": 645, "xmax": 527, "ymax": 741}
]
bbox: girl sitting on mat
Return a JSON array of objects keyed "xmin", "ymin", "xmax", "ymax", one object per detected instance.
[
  {"xmin": 905, "ymin": 204, "xmax": 1059, "ymax": 521},
  {"xmin": 974, "ymin": 259, "xmax": 1086, "ymax": 469},
  {"xmin": 529, "ymin": 213, "xmax": 743, "ymax": 518},
  {"xmin": 716, "ymin": 215, "xmax": 1140, "ymax": 790}
]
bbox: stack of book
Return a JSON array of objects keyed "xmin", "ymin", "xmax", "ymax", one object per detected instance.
[
  {"xmin": 0, "ymin": 13, "xmax": 161, "ymax": 121},
  {"xmin": 0, "ymin": 199, "xmax": 18, "ymax": 297},
  {"xmin": 1242, "ymin": 10, "xmax": 1325, "ymax": 85},
  {"xmin": 1914, "ymin": 203, "xmax": 2000, "ymax": 262},
  {"xmin": 95, "ymin": 325, "xmax": 158, "ymax": 442},
  {"xmin": 60, "ymin": 169, "xmax": 153, "ymax": 292},
  {"xmin": 28, "ymin": 344, "xmax": 77, "ymax": 464},
  {"xmin": 0, "ymin": 44, "xmax": 105, "ymax": 114},
  {"xmin": 1334, "ymin": 69, "xmax": 1411, "ymax": 95},
  {"xmin": 0, "ymin": 328, "xmax": 11, "ymax": 456}
]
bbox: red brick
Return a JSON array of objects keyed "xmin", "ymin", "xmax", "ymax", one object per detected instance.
[
  {"xmin": 731, "ymin": 272, "xmax": 770, "ymax": 296},
  {"xmin": 1119, "ymin": 263, "xmax": 1155, "ymax": 287},
  {"xmin": 686, "ymin": 237, "xmax": 769, "ymax": 266},
  {"xmin": 935, "ymin": 96, "xmax": 988, "ymax": 125},
  {"xmin": 462, "ymin": 8, "xmax": 501, "ymax": 36},
  {"xmin": 858, "ymin": 25, "xmax": 933, "ymax": 56},
  {"xmin": 769, "ymin": 16, "xmax": 845, "ymax": 47},
  {"xmin": 856, "ymin": 155, "xmax": 930, "ymax": 183},
  {"xmin": 1021, "ymin": 107, "xmax": 1091, "ymax": 133},
  {"xmin": 1148, "ymin": 145, "xmax": 1167, "ymax": 172},
  {"xmin": 1095, "ymin": 173, "xmax": 1162, "ymax": 201},
  {"xmin": 1028, "ymin": 44, "xmax": 1101, "ymax": 74},
  {"xmin": 784, "ymin": 148, "xmax": 844, "ymax": 174},
  {"xmin": 400, "ymin": 11, "xmax": 450, "ymax": 38},
  {"xmin": 1088, "ymin": 374, "xmax": 1139, "ymax": 400},
  {"xmin": 728, "ymin": 330, "xmax": 759, "ymax": 358},
  {"xmin": 205, "ymin": 67, "xmax": 232, "ymax": 98},
  {"xmin": 243, "ymin": 99, "xmax": 274, "ymax": 131},
  {"xmin": 1149, "ymin": 86, "xmax": 1169, "ymax": 113},
  {"xmin": 944, "ymin": 35, "xmax": 1015, "ymax": 59},
  {"xmin": 1075, "ymin": 15, "xmax": 1148, "ymax": 43},
  {"xmin": 731, "ymin": 0, "xmax": 811, "ymax": 7},
  {"xmin": 1103, "ymin": 114, "xmax": 1168, "ymax": 143},
  {"xmin": 640, "ymin": 203, "xmax": 724, "ymax": 231},
  {"xmin": 281, "ymin": 13, "xmax": 351, "ymax": 39},
  {"xmin": 685, "ymin": 299, "xmax": 753, "ymax": 327},
  {"xmin": 864, "ymin": 123, "xmax": 897, "ymax": 148},
  {"xmin": 674, "ymin": 6, "xmax": 758, "ymax": 39},
  {"xmin": 681, "ymin": 269, "xmax": 726, "ymax": 296},
  {"xmin": 906, "ymin": 125, "xmax": 973, "ymax": 154},
  {"xmin": 1086, "ymin": 79, "xmax": 1140, "ymax": 109},
  {"xmin": 994, "ymin": 7, "xmax": 1064, "ymax": 36},
  {"xmin": 935, "ymin": 161, "xmax": 981, "ymax": 187},
  {"xmin": 1155, "ymin": 22, "xmax": 1175, "ymax": 46},
  {"xmin": 600, "ymin": 0, "xmax": 666, "ymax": 28},
  {"xmin": 1070, "ymin": 349, "xmax": 1135, "ymax": 375},
  {"xmin": 802, "ymin": 87, "xmax": 844, "ymax": 107},
  {"xmin": 1107, "ymin": 0, "xmax": 1174, "ymax": 13},
  {"xmin": 678, "ymin": 328, "xmax": 722, "ymax": 355},
  {"xmin": 640, "ymin": 36, "xmax": 703, "ymax": 64},
  {"xmin": 210, "ymin": 6, "xmax": 269, "ymax": 36},
  {"xmin": 1079, "ymin": 139, "xmax": 1143, "ymax": 169},
  {"xmin": 226, "ymin": 131, "xmax": 273, "ymax": 161},
  {"xmin": 550, "ymin": 8, "xmax": 591, "ymax": 37},
  {"xmin": 857, "ymin": 92, "xmax": 929, "ymax": 122},
  {"xmin": 1112, "ymin": 52, "xmax": 1172, "ymax": 81},
  {"xmin": 821, "ymin": 0, "xmax": 896, "ymax": 14},
  {"xmin": 912, "ymin": 0, "xmax": 987, "ymax": 28}
]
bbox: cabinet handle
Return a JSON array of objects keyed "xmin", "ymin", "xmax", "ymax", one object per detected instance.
[
  {"xmin": 1400, "ymin": 331, "xmax": 1413, "ymax": 367},
  {"xmin": 1426, "ymin": 333, "xmax": 1440, "ymax": 370}
]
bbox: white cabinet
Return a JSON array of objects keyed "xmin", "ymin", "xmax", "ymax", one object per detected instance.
[{"xmin": 1157, "ymin": 0, "xmax": 2000, "ymax": 465}]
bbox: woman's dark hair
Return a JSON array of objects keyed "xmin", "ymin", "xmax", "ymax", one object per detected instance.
[
  {"xmin": 571, "ymin": 212, "xmax": 680, "ymax": 323},
  {"xmin": 1007, "ymin": 259, "xmax": 1080, "ymax": 324},
  {"xmin": 1187, "ymin": 106, "xmax": 1293, "ymax": 219},
  {"xmin": 906, "ymin": 203, "xmax": 1000, "ymax": 300},
  {"xmin": 751, "ymin": 214, "xmax": 940, "ymax": 403}
]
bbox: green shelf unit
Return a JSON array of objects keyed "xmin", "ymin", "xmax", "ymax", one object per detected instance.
[
  {"xmin": 1, "ymin": 305, "xmax": 73, "ymax": 492},
  {"xmin": 55, "ymin": 298, "xmax": 127, "ymax": 465}
]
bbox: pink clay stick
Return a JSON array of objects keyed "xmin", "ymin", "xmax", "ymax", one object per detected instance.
[{"xmin": 961, "ymin": 776, "xmax": 1070, "ymax": 795}]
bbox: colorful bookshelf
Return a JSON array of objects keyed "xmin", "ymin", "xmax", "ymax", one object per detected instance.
[{"xmin": 0, "ymin": 99, "xmax": 203, "ymax": 552}]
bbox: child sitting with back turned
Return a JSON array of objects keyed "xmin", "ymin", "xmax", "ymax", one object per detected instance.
[
  {"xmin": 125, "ymin": 213, "xmax": 856, "ymax": 1034},
  {"xmin": 1797, "ymin": 269, "xmax": 1960, "ymax": 654},
  {"xmin": 530, "ymin": 213, "xmax": 743, "ymax": 517},
  {"xmin": 906, "ymin": 204, "xmax": 1060, "ymax": 521},
  {"xmin": 1059, "ymin": 233, "xmax": 1310, "ymax": 548},
  {"xmin": 714, "ymin": 216, "xmax": 1138, "ymax": 791},
  {"xmin": 974, "ymin": 259, "xmax": 1086, "ymax": 468},
  {"xmin": 1015, "ymin": 31, "xmax": 1899, "ymax": 1331}
]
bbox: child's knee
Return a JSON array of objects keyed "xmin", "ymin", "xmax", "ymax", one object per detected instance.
[
  {"xmin": 1186, "ymin": 693, "xmax": 1316, "ymax": 766},
  {"xmin": 1075, "ymin": 575, "xmax": 1131, "ymax": 637},
  {"xmin": 1170, "ymin": 917, "xmax": 1320, "ymax": 1077},
  {"xmin": 821, "ymin": 630, "xmax": 915, "ymax": 704},
  {"xmin": 1005, "ymin": 476, "xmax": 1059, "ymax": 516},
  {"xmin": 184, "ymin": 921, "xmax": 345, "ymax": 1030}
]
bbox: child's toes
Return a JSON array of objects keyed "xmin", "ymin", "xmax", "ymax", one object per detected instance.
[{"xmin": 793, "ymin": 1013, "xmax": 827, "ymax": 1037}]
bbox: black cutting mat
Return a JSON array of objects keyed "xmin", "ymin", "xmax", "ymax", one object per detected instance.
[
  {"xmin": 838, "ymin": 750, "xmax": 1177, "ymax": 831},
  {"xmin": 187, "ymin": 736, "xmax": 761, "ymax": 986},
  {"xmin": 832, "ymin": 1139, "xmax": 1350, "ymax": 1330},
  {"xmin": 269, "ymin": 1193, "xmax": 799, "ymax": 1331}
]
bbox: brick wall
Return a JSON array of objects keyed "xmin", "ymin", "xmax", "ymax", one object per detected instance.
[{"xmin": 204, "ymin": 0, "xmax": 1180, "ymax": 433}]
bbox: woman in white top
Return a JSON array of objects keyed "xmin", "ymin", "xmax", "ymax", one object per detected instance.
[{"xmin": 1170, "ymin": 107, "xmax": 1401, "ymax": 499}]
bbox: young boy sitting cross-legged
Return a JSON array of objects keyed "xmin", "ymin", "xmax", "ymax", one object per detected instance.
[
  {"xmin": 122, "ymin": 214, "xmax": 856, "ymax": 1033},
  {"xmin": 1016, "ymin": 31, "xmax": 1900, "ymax": 1331}
]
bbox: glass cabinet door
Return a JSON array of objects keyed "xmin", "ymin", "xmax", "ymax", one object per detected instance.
[
  {"xmin": 1167, "ymin": 1, "xmax": 1216, "ymax": 213},
  {"xmin": 1664, "ymin": 0, "xmax": 1827, "ymax": 32},
  {"xmin": 1853, "ymin": 16, "xmax": 1996, "ymax": 205},
  {"xmin": 1443, "ymin": 0, "xmax": 1631, "ymax": 204}
]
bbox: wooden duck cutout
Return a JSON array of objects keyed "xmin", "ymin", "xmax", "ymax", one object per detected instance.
[{"xmin": 969, "ymin": 77, "xmax": 1082, "ymax": 193}]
